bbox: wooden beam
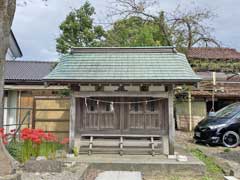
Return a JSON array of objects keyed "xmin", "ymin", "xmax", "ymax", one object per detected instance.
[
  {"xmin": 119, "ymin": 97, "xmax": 124, "ymax": 133},
  {"xmin": 168, "ymin": 85, "xmax": 175, "ymax": 155},
  {"xmin": 32, "ymin": 98, "xmax": 36, "ymax": 129},
  {"xmin": 73, "ymin": 91, "xmax": 168, "ymax": 98},
  {"xmin": 69, "ymin": 94, "xmax": 76, "ymax": 151}
]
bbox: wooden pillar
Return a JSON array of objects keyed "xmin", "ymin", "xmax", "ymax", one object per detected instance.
[
  {"xmin": 69, "ymin": 94, "xmax": 76, "ymax": 151},
  {"xmin": 32, "ymin": 98, "xmax": 36, "ymax": 129},
  {"xmin": 188, "ymin": 90, "xmax": 192, "ymax": 132},
  {"xmin": 168, "ymin": 85, "xmax": 175, "ymax": 155},
  {"xmin": 119, "ymin": 97, "xmax": 124, "ymax": 133}
]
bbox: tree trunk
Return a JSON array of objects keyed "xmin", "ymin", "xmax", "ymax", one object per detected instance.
[
  {"xmin": 0, "ymin": 0, "xmax": 16, "ymax": 127},
  {"xmin": 0, "ymin": 41, "xmax": 7, "ymax": 128}
]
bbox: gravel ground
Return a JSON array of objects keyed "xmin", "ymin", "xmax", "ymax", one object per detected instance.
[
  {"xmin": 176, "ymin": 130, "xmax": 240, "ymax": 179},
  {"xmin": 216, "ymin": 151, "xmax": 240, "ymax": 164},
  {"xmin": 175, "ymin": 130, "xmax": 240, "ymax": 155},
  {"xmin": 21, "ymin": 171, "xmax": 83, "ymax": 180},
  {"xmin": 21, "ymin": 167, "xmax": 100, "ymax": 180}
]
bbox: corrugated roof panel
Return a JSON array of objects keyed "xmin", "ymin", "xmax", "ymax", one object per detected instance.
[{"xmin": 5, "ymin": 61, "xmax": 57, "ymax": 81}]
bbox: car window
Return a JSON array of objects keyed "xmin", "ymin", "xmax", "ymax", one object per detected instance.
[
  {"xmin": 234, "ymin": 112, "xmax": 240, "ymax": 120},
  {"xmin": 215, "ymin": 103, "xmax": 240, "ymax": 118}
]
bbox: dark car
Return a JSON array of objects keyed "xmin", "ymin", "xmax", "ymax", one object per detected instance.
[{"xmin": 194, "ymin": 102, "xmax": 240, "ymax": 147}]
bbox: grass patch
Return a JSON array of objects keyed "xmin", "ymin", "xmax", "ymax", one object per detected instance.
[
  {"xmin": 224, "ymin": 148, "xmax": 231, "ymax": 153},
  {"xmin": 190, "ymin": 148, "xmax": 223, "ymax": 174}
]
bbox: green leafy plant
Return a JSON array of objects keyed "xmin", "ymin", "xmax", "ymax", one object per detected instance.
[
  {"xmin": 73, "ymin": 147, "xmax": 79, "ymax": 157},
  {"xmin": 2, "ymin": 128, "xmax": 68, "ymax": 163},
  {"xmin": 58, "ymin": 89, "xmax": 71, "ymax": 97},
  {"xmin": 56, "ymin": 1, "xmax": 105, "ymax": 54},
  {"xmin": 6, "ymin": 140, "xmax": 23, "ymax": 162}
]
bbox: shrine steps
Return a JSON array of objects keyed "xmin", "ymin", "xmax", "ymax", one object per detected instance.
[{"xmin": 77, "ymin": 134, "xmax": 163, "ymax": 156}]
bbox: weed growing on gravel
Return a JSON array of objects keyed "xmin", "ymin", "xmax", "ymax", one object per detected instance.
[
  {"xmin": 170, "ymin": 176, "xmax": 180, "ymax": 180},
  {"xmin": 201, "ymin": 176, "xmax": 214, "ymax": 180},
  {"xmin": 191, "ymin": 148, "xmax": 223, "ymax": 174},
  {"xmin": 224, "ymin": 148, "xmax": 231, "ymax": 153}
]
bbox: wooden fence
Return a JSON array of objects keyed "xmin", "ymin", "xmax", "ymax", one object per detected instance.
[
  {"xmin": 32, "ymin": 96, "xmax": 70, "ymax": 140},
  {"xmin": 175, "ymin": 100, "xmax": 207, "ymax": 130}
]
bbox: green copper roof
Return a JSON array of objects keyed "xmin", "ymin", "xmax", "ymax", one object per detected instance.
[{"xmin": 44, "ymin": 47, "xmax": 201, "ymax": 83}]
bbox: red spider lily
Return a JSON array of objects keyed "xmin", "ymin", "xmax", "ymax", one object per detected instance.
[
  {"xmin": 21, "ymin": 128, "xmax": 33, "ymax": 139},
  {"xmin": 0, "ymin": 128, "xmax": 4, "ymax": 137},
  {"xmin": 45, "ymin": 133, "xmax": 58, "ymax": 142},
  {"xmin": 41, "ymin": 133, "xmax": 49, "ymax": 141},
  {"xmin": 32, "ymin": 137, "xmax": 41, "ymax": 144},
  {"xmin": 0, "ymin": 128, "xmax": 8, "ymax": 145},
  {"xmin": 60, "ymin": 137, "xmax": 69, "ymax": 145},
  {"xmin": 1, "ymin": 134, "xmax": 8, "ymax": 145},
  {"xmin": 20, "ymin": 134, "xmax": 29, "ymax": 140},
  {"xmin": 35, "ymin": 129, "xmax": 45, "ymax": 137},
  {"xmin": 3, "ymin": 136, "xmax": 8, "ymax": 144},
  {"xmin": 20, "ymin": 128, "xmax": 59, "ymax": 144}
]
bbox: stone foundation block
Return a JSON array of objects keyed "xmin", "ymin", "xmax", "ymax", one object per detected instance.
[{"xmin": 24, "ymin": 160, "xmax": 62, "ymax": 173}]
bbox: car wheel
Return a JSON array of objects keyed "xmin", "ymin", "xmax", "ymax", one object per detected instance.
[{"xmin": 222, "ymin": 131, "xmax": 240, "ymax": 148}]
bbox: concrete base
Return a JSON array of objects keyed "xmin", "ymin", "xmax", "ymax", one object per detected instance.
[
  {"xmin": 224, "ymin": 176, "xmax": 239, "ymax": 180},
  {"xmin": 64, "ymin": 154, "xmax": 206, "ymax": 177},
  {"xmin": 0, "ymin": 173, "xmax": 21, "ymax": 180},
  {"xmin": 24, "ymin": 160, "xmax": 62, "ymax": 173},
  {"xmin": 95, "ymin": 171, "xmax": 142, "ymax": 180}
]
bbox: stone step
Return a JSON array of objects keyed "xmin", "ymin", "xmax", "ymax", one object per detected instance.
[
  {"xmin": 224, "ymin": 176, "xmax": 239, "ymax": 180},
  {"xmin": 95, "ymin": 171, "xmax": 142, "ymax": 180}
]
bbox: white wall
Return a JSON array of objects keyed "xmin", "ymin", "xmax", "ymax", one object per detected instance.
[
  {"xmin": 3, "ymin": 96, "xmax": 8, "ymax": 127},
  {"xmin": 4, "ymin": 91, "xmax": 18, "ymax": 133}
]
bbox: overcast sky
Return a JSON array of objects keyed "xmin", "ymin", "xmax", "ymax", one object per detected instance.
[{"xmin": 12, "ymin": 0, "xmax": 240, "ymax": 61}]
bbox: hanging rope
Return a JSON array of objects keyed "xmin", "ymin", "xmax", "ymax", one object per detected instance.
[{"xmin": 80, "ymin": 97, "xmax": 162, "ymax": 104}]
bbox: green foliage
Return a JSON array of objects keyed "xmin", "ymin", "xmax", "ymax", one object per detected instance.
[
  {"xmin": 58, "ymin": 89, "xmax": 71, "ymax": 97},
  {"xmin": 104, "ymin": 16, "xmax": 169, "ymax": 47},
  {"xmin": 73, "ymin": 147, "xmax": 79, "ymax": 157},
  {"xmin": 201, "ymin": 177, "xmax": 214, "ymax": 180},
  {"xmin": 6, "ymin": 140, "xmax": 23, "ymax": 162},
  {"xmin": 190, "ymin": 148, "xmax": 223, "ymax": 174},
  {"xmin": 224, "ymin": 148, "xmax": 231, "ymax": 153},
  {"xmin": 168, "ymin": 175, "xmax": 214, "ymax": 180},
  {"xmin": 190, "ymin": 59, "xmax": 240, "ymax": 73},
  {"xmin": 56, "ymin": 1, "xmax": 105, "ymax": 53},
  {"xmin": 7, "ymin": 140, "xmax": 64, "ymax": 163}
]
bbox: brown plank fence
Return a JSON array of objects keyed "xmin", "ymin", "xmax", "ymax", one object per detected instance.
[{"xmin": 32, "ymin": 96, "xmax": 70, "ymax": 140}]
